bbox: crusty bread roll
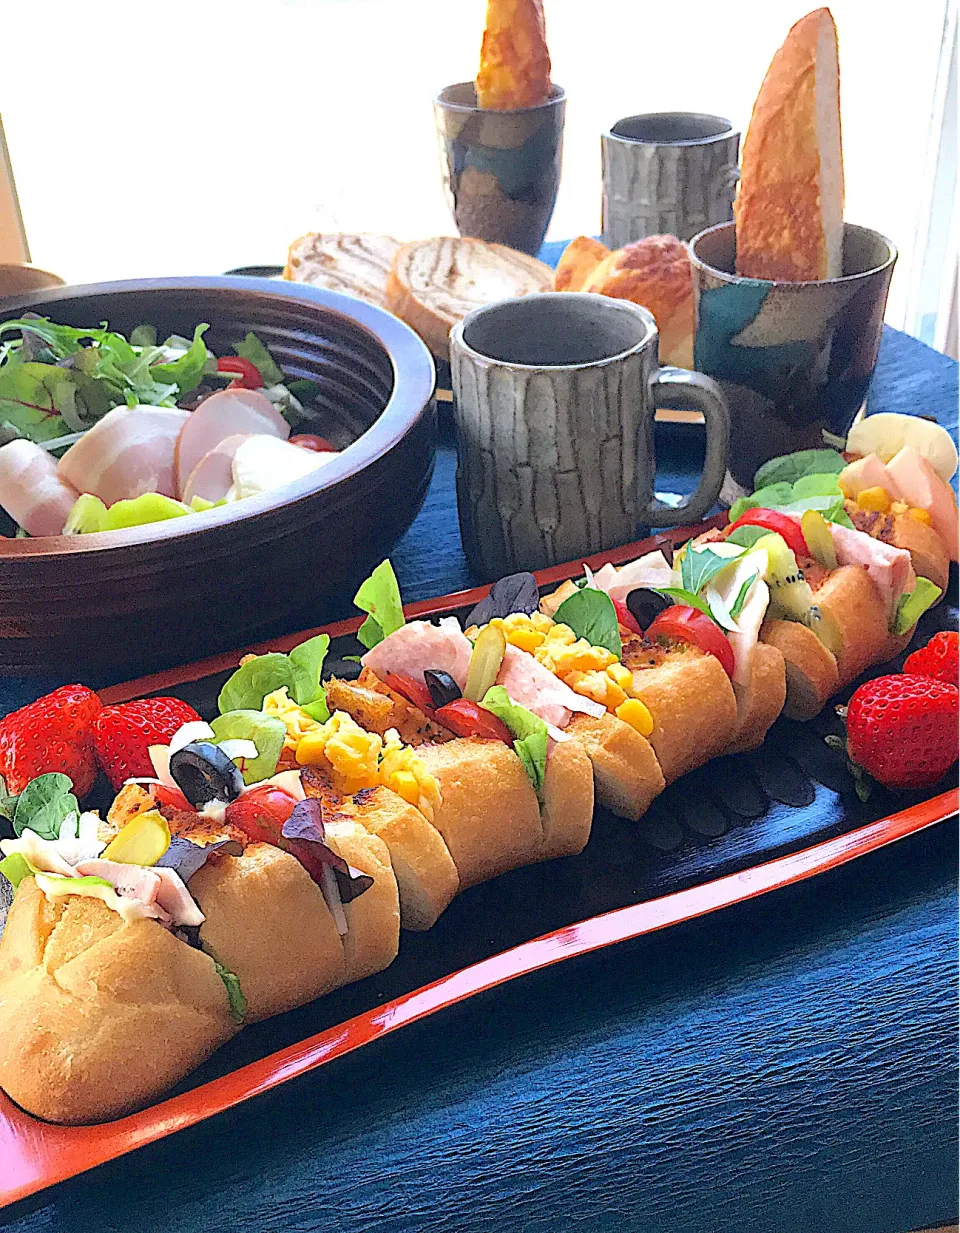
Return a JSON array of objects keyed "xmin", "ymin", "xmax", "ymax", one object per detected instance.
[
  {"xmin": 539, "ymin": 735, "xmax": 594, "ymax": 860},
  {"xmin": 476, "ymin": 0, "xmax": 552, "ymax": 110},
  {"xmin": 0, "ymin": 881, "xmax": 235, "ymax": 1123},
  {"xmin": 554, "ymin": 236, "xmax": 611, "ymax": 292},
  {"xmin": 811, "ymin": 565, "xmax": 894, "ymax": 687},
  {"xmin": 323, "ymin": 820, "xmax": 399, "ymax": 984},
  {"xmin": 416, "ymin": 737, "xmax": 544, "ymax": 888},
  {"xmin": 726, "ymin": 641, "xmax": 788, "ymax": 755},
  {"xmin": 283, "ymin": 233, "xmax": 401, "ymax": 310},
  {"xmin": 563, "ymin": 711, "xmax": 665, "ymax": 822},
  {"xmin": 890, "ymin": 515, "xmax": 950, "ymax": 596},
  {"xmin": 386, "ymin": 237, "xmax": 552, "ymax": 359},
  {"xmin": 760, "ymin": 618, "xmax": 840, "ymax": 720},
  {"xmin": 734, "ymin": 8, "xmax": 844, "ymax": 280},
  {"xmin": 580, "ymin": 234, "xmax": 695, "ymax": 368}
]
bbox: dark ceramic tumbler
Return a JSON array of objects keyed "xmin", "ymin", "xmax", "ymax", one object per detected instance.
[
  {"xmin": 689, "ymin": 221, "xmax": 897, "ymax": 488},
  {"xmin": 434, "ymin": 83, "xmax": 565, "ymax": 257}
]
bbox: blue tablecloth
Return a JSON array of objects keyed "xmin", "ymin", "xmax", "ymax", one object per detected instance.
[{"xmin": 2, "ymin": 254, "xmax": 958, "ymax": 1233}]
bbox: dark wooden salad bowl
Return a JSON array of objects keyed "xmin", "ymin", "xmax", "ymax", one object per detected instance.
[{"xmin": 0, "ymin": 277, "xmax": 436, "ymax": 675}]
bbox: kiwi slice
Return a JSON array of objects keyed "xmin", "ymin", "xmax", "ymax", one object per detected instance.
[
  {"xmin": 62, "ymin": 493, "xmax": 108, "ymax": 534},
  {"xmin": 803, "ymin": 604, "xmax": 844, "ymax": 659},
  {"xmin": 754, "ymin": 533, "xmax": 814, "ymax": 622},
  {"xmin": 800, "ymin": 509, "xmax": 838, "ymax": 569}
]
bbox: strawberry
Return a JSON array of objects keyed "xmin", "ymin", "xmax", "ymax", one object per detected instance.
[
  {"xmin": 903, "ymin": 631, "xmax": 959, "ymax": 686},
  {"xmin": 93, "ymin": 697, "xmax": 202, "ymax": 789},
  {"xmin": 0, "ymin": 684, "xmax": 102, "ymax": 798},
  {"xmin": 846, "ymin": 674, "xmax": 959, "ymax": 790}
]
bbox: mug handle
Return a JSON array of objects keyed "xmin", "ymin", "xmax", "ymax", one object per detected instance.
[{"xmin": 642, "ymin": 367, "xmax": 730, "ymax": 527}]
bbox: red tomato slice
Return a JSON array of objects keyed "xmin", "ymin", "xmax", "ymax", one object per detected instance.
[
  {"xmin": 727, "ymin": 508, "xmax": 808, "ymax": 559},
  {"xmin": 612, "ymin": 597, "xmax": 643, "ymax": 636},
  {"xmin": 384, "ymin": 672, "xmax": 436, "ymax": 717},
  {"xmin": 646, "ymin": 605, "xmax": 736, "ymax": 679},
  {"xmin": 224, "ymin": 785, "xmax": 298, "ymax": 844},
  {"xmin": 434, "ymin": 699, "xmax": 513, "ymax": 744},
  {"xmin": 290, "ymin": 434, "xmax": 336, "ymax": 453},
  {"xmin": 149, "ymin": 782, "xmax": 194, "ymax": 813},
  {"xmin": 215, "ymin": 356, "xmax": 264, "ymax": 389}
]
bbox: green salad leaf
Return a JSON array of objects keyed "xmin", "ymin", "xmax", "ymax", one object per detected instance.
[
  {"xmin": 479, "ymin": 686, "xmax": 549, "ymax": 801},
  {"xmin": 149, "ymin": 324, "xmax": 209, "ymax": 395},
  {"xmin": 0, "ymin": 852, "xmax": 31, "ymax": 889},
  {"xmin": 214, "ymin": 959, "xmax": 247, "ymax": 1024},
  {"xmin": 289, "ymin": 634, "xmax": 331, "ymax": 706},
  {"xmin": 754, "ymin": 448, "xmax": 846, "ymax": 489},
  {"xmin": 354, "ymin": 560, "xmax": 405, "ymax": 650},
  {"xmin": 553, "ymin": 587, "xmax": 621, "ymax": 658},
  {"xmin": 729, "ymin": 572, "xmax": 759, "ymax": 620},
  {"xmin": 233, "ymin": 332, "xmax": 284, "ymax": 387},
  {"xmin": 210, "ymin": 711, "xmax": 286, "ymax": 784},
  {"xmin": 680, "ymin": 545, "xmax": 744, "ymax": 595},
  {"xmin": 13, "ymin": 773, "xmax": 79, "ymax": 841},
  {"xmin": 892, "ymin": 577, "xmax": 942, "ymax": 636},
  {"xmin": 653, "ymin": 587, "xmax": 716, "ymax": 619},
  {"xmin": 217, "ymin": 634, "xmax": 330, "ymax": 716},
  {"xmin": 725, "ymin": 524, "xmax": 770, "ymax": 549}
]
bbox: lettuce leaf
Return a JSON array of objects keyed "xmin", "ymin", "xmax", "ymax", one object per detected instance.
[
  {"xmin": 289, "ymin": 634, "xmax": 331, "ymax": 707},
  {"xmin": 214, "ymin": 960, "xmax": 248, "ymax": 1024},
  {"xmin": 892, "ymin": 578, "xmax": 942, "ymax": 635},
  {"xmin": 479, "ymin": 686, "xmax": 548, "ymax": 801},
  {"xmin": 210, "ymin": 711, "xmax": 286, "ymax": 784},
  {"xmin": 0, "ymin": 852, "xmax": 31, "ymax": 889},
  {"xmin": 354, "ymin": 560, "xmax": 405, "ymax": 650},
  {"xmin": 149, "ymin": 324, "xmax": 209, "ymax": 395},
  {"xmin": 216, "ymin": 635, "xmax": 330, "ymax": 716},
  {"xmin": 553, "ymin": 587, "xmax": 621, "ymax": 658},
  {"xmin": 233, "ymin": 332, "xmax": 284, "ymax": 387}
]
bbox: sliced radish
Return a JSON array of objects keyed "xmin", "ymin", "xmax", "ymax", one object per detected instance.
[
  {"xmin": 181, "ymin": 433, "xmax": 253, "ymax": 505},
  {"xmin": 0, "ymin": 439, "xmax": 81, "ymax": 536},
  {"xmin": 174, "ymin": 388, "xmax": 290, "ymax": 497},
  {"xmin": 58, "ymin": 406, "xmax": 190, "ymax": 504}
]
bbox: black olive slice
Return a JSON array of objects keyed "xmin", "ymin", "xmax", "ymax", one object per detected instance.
[
  {"xmin": 169, "ymin": 742, "xmax": 244, "ymax": 807},
  {"xmin": 625, "ymin": 588, "xmax": 673, "ymax": 632},
  {"xmin": 423, "ymin": 669, "xmax": 462, "ymax": 709}
]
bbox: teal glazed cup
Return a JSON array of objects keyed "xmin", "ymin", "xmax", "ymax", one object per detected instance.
[
  {"xmin": 449, "ymin": 293, "xmax": 730, "ymax": 578},
  {"xmin": 434, "ymin": 83, "xmax": 565, "ymax": 257},
  {"xmin": 689, "ymin": 221, "xmax": 897, "ymax": 487}
]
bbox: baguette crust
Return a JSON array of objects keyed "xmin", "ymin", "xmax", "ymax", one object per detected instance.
[
  {"xmin": 564, "ymin": 712, "xmax": 665, "ymax": 821},
  {"xmin": 890, "ymin": 515, "xmax": 950, "ymax": 595},
  {"xmin": 539, "ymin": 736, "xmax": 594, "ymax": 860},
  {"xmin": 734, "ymin": 8, "xmax": 844, "ymax": 281},
  {"xmin": 726, "ymin": 641, "xmax": 788, "ymax": 754},
  {"xmin": 476, "ymin": 0, "xmax": 552, "ymax": 111},
  {"xmin": 812, "ymin": 564, "xmax": 892, "ymax": 686},
  {"xmin": 0, "ymin": 881, "xmax": 235, "ymax": 1123},
  {"xmin": 324, "ymin": 821, "xmax": 400, "ymax": 984},
  {"xmin": 386, "ymin": 237, "xmax": 552, "ymax": 359},
  {"xmin": 283, "ymin": 233, "xmax": 400, "ymax": 310},
  {"xmin": 760, "ymin": 618, "xmax": 839, "ymax": 720},
  {"xmin": 553, "ymin": 236, "xmax": 610, "ymax": 292}
]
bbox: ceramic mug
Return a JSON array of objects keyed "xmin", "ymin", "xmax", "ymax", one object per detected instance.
[
  {"xmin": 689, "ymin": 221, "xmax": 897, "ymax": 488},
  {"xmin": 434, "ymin": 83, "xmax": 565, "ymax": 257},
  {"xmin": 601, "ymin": 112, "xmax": 740, "ymax": 247},
  {"xmin": 449, "ymin": 292, "xmax": 730, "ymax": 578}
]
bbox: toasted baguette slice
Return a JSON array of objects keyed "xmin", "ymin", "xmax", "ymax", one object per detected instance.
[
  {"xmin": 889, "ymin": 514, "xmax": 950, "ymax": 595},
  {"xmin": 554, "ymin": 236, "xmax": 610, "ymax": 292},
  {"xmin": 386, "ymin": 237, "xmax": 553, "ymax": 359},
  {"xmin": 726, "ymin": 641, "xmax": 788, "ymax": 755},
  {"xmin": 760, "ymin": 618, "xmax": 839, "ymax": 720},
  {"xmin": 476, "ymin": 0, "xmax": 552, "ymax": 110},
  {"xmin": 0, "ymin": 883, "xmax": 235, "ymax": 1123},
  {"xmin": 324, "ymin": 819, "xmax": 399, "ymax": 983},
  {"xmin": 811, "ymin": 564, "xmax": 894, "ymax": 687},
  {"xmin": 283, "ymin": 233, "xmax": 401, "ymax": 310},
  {"xmin": 539, "ymin": 735, "xmax": 595, "ymax": 860},
  {"xmin": 735, "ymin": 8, "xmax": 844, "ymax": 280},
  {"xmin": 563, "ymin": 711, "xmax": 665, "ymax": 822}
]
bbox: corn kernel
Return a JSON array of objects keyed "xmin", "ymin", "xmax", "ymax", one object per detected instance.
[
  {"xmin": 908, "ymin": 506, "xmax": 932, "ymax": 524},
  {"xmin": 890, "ymin": 500, "xmax": 909, "ymax": 516},
  {"xmin": 616, "ymin": 698, "xmax": 654, "ymax": 736},
  {"xmin": 856, "ymin": 486, "xmax": 891, "ymax": 513},
  {"xmin": 388, "ymin": 769, "xmax": 420, "ymax": 806},
  {"xmin": 607, "ymin": 662, "xmax": 634, "ymax": 693}
]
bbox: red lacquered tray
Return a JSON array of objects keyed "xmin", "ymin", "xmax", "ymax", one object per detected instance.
[{"xmin": 1, "ymin": 521, "xmax": 956, "ymax": 1213}]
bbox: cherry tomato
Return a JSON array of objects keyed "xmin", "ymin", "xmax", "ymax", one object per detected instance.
[
  {"xmin": 434, "ymin": 699, "xmax": 513, "ymax": 744},
  {"xmin": 727, "ymin": 509, "xmax": 808, "ymax": 559},
  {"xmin": 612, "ymin": 597, "xmax": 643, "ymax": 636},
  {"xmin": 149, "ymin": 782, "xmax": 194, "ymax": 813},
  {"xmin": 646, "ymin": 605, "xmax": 736, "ymax": 679},
  {"xmin": 224, "ymin": 785, "xmax": 298, "ymax": 844},
  {"xmin": 290, "ymin": 434, "xmax": 336, "ymax": 453},
  {"xmin": 384, "ymin": 672, "xmax": 436, "ymax": 717},
  {"xmin": 216, "ymin": 356, "xmax": 264, "ymax": 389}
]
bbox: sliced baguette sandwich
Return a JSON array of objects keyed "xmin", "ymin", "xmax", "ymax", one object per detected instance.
[
  {"xmin": 386, "ymin": 236, "xmax": 553, "ymax": 359},
  {"xmin": 283, "ymin": 233, "xmax": 401, "ymax": 310},
  {"xmin": 734, "ymin": 7, "xmax": 845, "ymax": 281}
]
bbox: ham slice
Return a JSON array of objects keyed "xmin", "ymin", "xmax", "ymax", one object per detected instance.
[
  {"xmin": 362, "ymin": 619, "xmax": 474, "ymax": 689},
  {"xmin": 174, "ymin": 388, "xmax": 290, "ymax": 496},
  {"xmin": 885, "ymin": 445, "xmax": 959, "ymax": 561},
  {"xmin": 181, "ymin": 433, "xmax": 252, "ymax": 504},
  {"xmin": 0, "ymin": 439, "xmax": 80, "ymax": 535},
  {"xmin": 838, "ymin": 453, "xmax": 902, "ymax": 501},
  {"xmin": 57, "ymin": 406, "xmax": 190, "ymax": 504},
  {"xmin": 495, "ymin": 645, "xmax": 606, "ymax": 729},
  {"xmin": 75, "ymin": 859, "xmax": 204, "ymax": 927},
  {"xmin": 591, "ymin": 551, "xmax": 674, "ymax": 602},
  {"xmin": 829, "ymin": 521, "xmax": 915, "ymax": 615}
]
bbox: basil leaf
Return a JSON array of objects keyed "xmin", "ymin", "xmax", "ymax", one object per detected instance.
[
  {"xmin": 681, "ymin": 546, "xmax": 745, "ymax": 595},
  {"xmin": 553, "ymin": 587, "xmax": 621, "ymax": 658},
  {"xmin": 13, "ymin": 773, "xmax": 79, "ymax": 841},
  {"xmin": 725, "ymin": 525, "xmax": 769, "ymax": 549},
  {"xmin": 353, "ymin": 560, "xmax": 405, "ymax": 650},
  {"xmin": 729, "ymin": 482, "xmax": 794, "ymax": 522},
  {"xmin": 464, "ymin": 572, "xmax": 540, "ymax": 627},
  {"xmin": 0, "ymin": 852, "xmax": 32, "ymax": 889},
  {"xmin": 214, "ymin": 960, "xmax": 247, "ymax": 1025},
  {"xmin": 289, "ymin": 633, "xmax": 330, "ymax": 706},
  {"xmin": 791, "ymin": 473, "xmax": 843, "ymax": 499},
  {"xmin": 729, "ymin": 572, "xmax": 759, "ymax": 620},
  {"xmin": 479, "ymin": 686, "xmax": 549, "ymax": 802},
  {"xmin": 754, "ymin": 448, "xmax": 846, "ymax": 489},
  {"xmin": 654, "ymin": 587, "xmax": 716, "ymax": 619},
  {"xmin": 217, "ymin": 652, "xmax": 296, "ymax": 714},
  {"xmin": 233, "ymin": 332, "xmax": 285, "ymax": 388}
]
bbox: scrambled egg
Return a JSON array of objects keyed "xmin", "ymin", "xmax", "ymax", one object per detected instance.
[
  {"xmin": 296, "ymin": 711, "xmax": 440, "ymax": 820},
  {"xmin": 263, "ymin": 687, "xmax": 322, "ymax": 751}
]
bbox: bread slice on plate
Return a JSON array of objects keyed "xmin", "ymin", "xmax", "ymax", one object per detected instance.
[
  {"xmin": 734, "ymin": 7, "xmax": 844, "ymax": 281},
  {"xmin": 284, "ymin": 233, "xmax": 401, "ymax": 309},
  {"xmin": 386, "ymin": 236, "xmax": 553, "ymax": 359}
]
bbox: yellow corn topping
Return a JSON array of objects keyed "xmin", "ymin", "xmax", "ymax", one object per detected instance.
[
  {"xmin": 908, "ymin": 506, "xmax": 932, "ymax": 524},
  {"xmin": 615, "ymin": 698, "xmax": 654, "ymax": 737},
  {"xmin": 890, "ymin": 499, "xmax": 909, "ymax": 516},
  {"xmin": 264, "ymin": 687, "xmax": 322, "ymax": 751},
  {"xmin": 856, "ymin": 486, "xmax": 891, "ymax": 513},
  {"xmin": 380, "ymin": 730, "xmax": 441, "ymax": 822},
  {"xmin": 606, "ymin": 662, "xmax": 634, "ymax": 694}
]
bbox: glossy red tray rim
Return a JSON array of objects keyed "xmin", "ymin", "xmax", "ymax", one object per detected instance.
[{"xmin": 2, "ymin": 518, "xmax": 955, "ymax": 1211}]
